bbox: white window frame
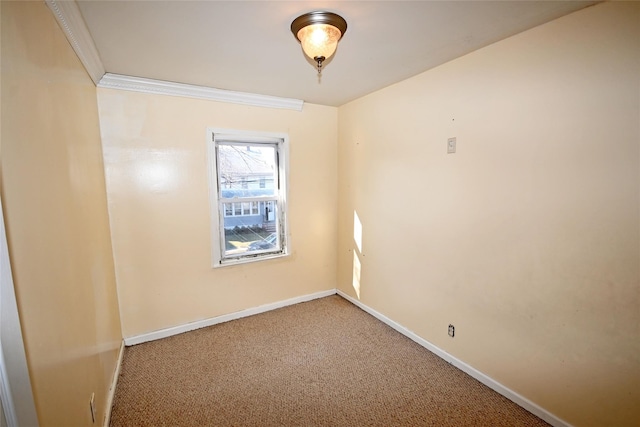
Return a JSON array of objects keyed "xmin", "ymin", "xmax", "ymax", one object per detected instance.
[{"xmin": 207, "ymin": 128, "xmax": 289, "ymax": 267}]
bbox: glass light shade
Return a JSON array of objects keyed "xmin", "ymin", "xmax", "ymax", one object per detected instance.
[{"xmin": 297, "ymin": 24, "xmax": 342, "ymax": 60}]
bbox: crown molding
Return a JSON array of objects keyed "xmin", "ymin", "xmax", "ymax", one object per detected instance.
[
  {"xmin": 44, "ymin": 0, "xmax": 303, "ymax": 110},
  {"xmin": 98, "ymin": 74, "xmax": 305, "ymax": 111},
  {"xmin": 45, "ymin": 0, "xmax": 105, "ymax": 85}
]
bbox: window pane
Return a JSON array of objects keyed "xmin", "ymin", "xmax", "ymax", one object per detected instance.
[
  {"xmin": 224, "ymin": 203, "xmax": 232, "ymax": 217},
  {"xmin": 251, "ymin": 202, "xmax": 259, "ymax": 215},
  {"xmin": 242, "ymin": 202, "xmax": 251, "ymax": 215},
  {"xmin": 218, "ymin": 144, "xmax": 276, "ymax": 198},
  {"xmin": 222, "ymin": 202, "xmax": 280, "ymax": 257},
  {"xmin": 234, "ymin": 203, "xmax": 241, "ymax": 216}
]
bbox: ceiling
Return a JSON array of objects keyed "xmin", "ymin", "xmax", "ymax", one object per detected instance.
[{"xmin": 76, "ymin": 1, "xmax": 597, "ymax": 107}]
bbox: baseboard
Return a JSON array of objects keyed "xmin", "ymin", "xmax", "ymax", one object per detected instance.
[
  {"xmin": 335, "ymin": 290, "xmax": 572, "ymax": 427},
  {"xmin": 121, "ymin": 288, "xmax": 568, "ymax": 425},
  {"xmin": 103, "ymin": 340, "xmax": 124, "ymax": 427},
  {"xmin": 124, "ymin": 289, "xmax": 337, "ymax": 346}
]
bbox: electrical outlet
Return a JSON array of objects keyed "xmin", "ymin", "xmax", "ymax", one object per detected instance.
[
  {"xmin": 89, "ymin": 392, "xmax": 96, "ymax": 424},
  {"xmin": 448, "ymin": 324, "xmax": 455, "ymax": 337}
]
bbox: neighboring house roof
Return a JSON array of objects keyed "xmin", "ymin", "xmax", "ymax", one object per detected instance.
[{"xmin": 218, "ymin": 144, "xmax": 274, "ymax": 186}]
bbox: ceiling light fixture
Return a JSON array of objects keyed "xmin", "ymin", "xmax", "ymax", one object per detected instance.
[{"xmin": 291, "ymin": 11, "xmax": 347, "ymax": 76}]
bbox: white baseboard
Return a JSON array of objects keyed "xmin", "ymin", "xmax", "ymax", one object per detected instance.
[
  {"xmin": 121, "ymin": 288, "xmax": 569, "ymax": 426},
  {"xmin": 124, "ymin": 289, "xmax": 337, "ymax": 346},
  {"xmin": 103, "ymin": 340, "xmax": 124, "ymax": 427},
  {"xmin": 335, "ymin": 289, "xmax": 572, "ymax": 427}
]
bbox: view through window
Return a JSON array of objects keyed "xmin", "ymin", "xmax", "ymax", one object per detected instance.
[{"xmin": 209, "ymin": 130, "xmax": 288, "ymax": 265}]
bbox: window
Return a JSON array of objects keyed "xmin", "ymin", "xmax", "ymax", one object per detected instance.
[{"xmin": 207, "ymin": 128, "xmax": 289, "ymax": 266}]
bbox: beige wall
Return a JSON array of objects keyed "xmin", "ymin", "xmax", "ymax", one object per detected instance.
[
  {"xmin": 0, "ymin": 2, "xmax": 122, "ymax": 426},
  {"xmin": 3, "ymin": 1, "xmax": 635, "ymax": 426},
  {"xmin": 337, "ymin": 3, "xmax": 639, "ymax": 427},
  {"xmin": 97, "ymin": 89, "xmax": 338, "ymax": 338}
]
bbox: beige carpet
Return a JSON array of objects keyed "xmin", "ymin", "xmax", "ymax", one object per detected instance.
[{"xmin": 110, "ymin": 295, "xmax": 550, "ymax": 426}]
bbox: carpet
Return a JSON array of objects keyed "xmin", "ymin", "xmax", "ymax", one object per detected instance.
[{"xmin": 110, "ymin": 295, "xmax": 549, "ymax": 426}]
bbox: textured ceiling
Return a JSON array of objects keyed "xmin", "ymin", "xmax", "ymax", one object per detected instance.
[{"xmin": 76, "ymin": 1, "xmax": 597, "ymax": 106}]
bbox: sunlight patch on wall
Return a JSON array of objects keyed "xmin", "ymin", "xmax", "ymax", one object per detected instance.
[
  {"xmin": 354, "ymin": 211, "xmax": 363, "ymax": 253},
  {"xmin": 352, "ymin": 210, "xmax": 364, "ymax": 299},
  {"xmin": 352, "ymin": 251, "xmax": 361, "ymax": 299}
]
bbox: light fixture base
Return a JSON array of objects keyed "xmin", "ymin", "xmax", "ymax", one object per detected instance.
[{"xmin": 291, "ymin": 11, "xmax": 347, "ymax": 38}]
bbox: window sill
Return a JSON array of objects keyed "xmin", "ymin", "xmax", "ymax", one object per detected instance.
[{"xmin": 213, "ymin": 250, "xmax": 290, "ymax": 268}]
